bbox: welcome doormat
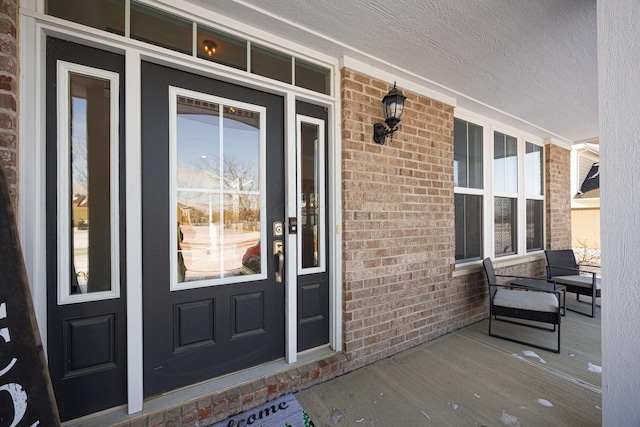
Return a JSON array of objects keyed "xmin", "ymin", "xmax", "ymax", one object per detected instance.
[{"xmin": 211, "ymin": 394, "xmax": 314, "ymax": 427}]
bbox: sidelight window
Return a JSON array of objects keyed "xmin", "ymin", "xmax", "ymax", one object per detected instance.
[
  {"xmin": 57, "ymin": 62, "xmax": 120, "ymax": 304},
  {"xmin": 297, "ymin": 116, "xmax": 326, "ymax": 273}
]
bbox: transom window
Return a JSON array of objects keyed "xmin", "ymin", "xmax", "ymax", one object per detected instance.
[{"xmin": 46, "ymin": 0, "xmax": 332, "ymax": 95}]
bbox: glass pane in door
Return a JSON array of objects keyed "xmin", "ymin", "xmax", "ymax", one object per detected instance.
[
  {"xmin": 174, "ymin": 93, "xmax": 265, "ymax": 289},
  {"xmin": 69, "ymin": 72, "xmax": 114, "ymax": 296},
  {"xmin": 298, "ymin": 116, "xmax": 325, "ymax": 273}
]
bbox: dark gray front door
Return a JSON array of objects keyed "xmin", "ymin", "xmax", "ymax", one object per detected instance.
[
  {"xmin": 46, "ymin": 37, "xmax": 127, "ymax": 422},
  {"xmin": 141, "ymin": 62, "xmax": 285, "ymax": 397}
]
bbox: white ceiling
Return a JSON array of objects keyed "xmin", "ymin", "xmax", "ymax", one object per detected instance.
[{"xmin": 189, "ymin": 0, "xmax": 598, "ymax": 144}]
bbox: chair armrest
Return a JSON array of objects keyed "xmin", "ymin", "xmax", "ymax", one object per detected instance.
[
  {"xmin": 547, "ymin": 265, "xmax": 598, "ymax": 278},
  {"xmin": 495, "ymin": 273, "xmax": 548, "ymax": 280},
  {"xmin": 492, "ymin": 282, "xmax": 562, "ymax": 297},
  {"xmin": 579, "ymin": 263, "xmax": 601, "ymax": 269}
]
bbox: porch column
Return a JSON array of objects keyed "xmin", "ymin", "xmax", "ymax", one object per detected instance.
[
  {"xmin": 598, "ymin": 1, "xmax": 640, "ymax": 426},
  {"xmin": 545, "ymin": 143, "xmax": 571, "ymax": 250}
]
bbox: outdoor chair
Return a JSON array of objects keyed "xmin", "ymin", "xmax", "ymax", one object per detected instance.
[
  {"xmin": 545, "ymin": 249, "xmax": 601, "ymax": 318},
  {"xmin": 482, "ymin": 258, "xmax": 562, "ymax": 353}
]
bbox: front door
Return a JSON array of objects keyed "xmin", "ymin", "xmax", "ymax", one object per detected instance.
[
  {"xmin": 141, "ymin": 62, "xmax": 285, "ymax": 396},
  {"xmin": 45, "ymin": 38, "xmax": 127, "ymax": 422}
]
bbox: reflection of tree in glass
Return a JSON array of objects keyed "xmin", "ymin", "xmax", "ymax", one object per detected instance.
[
  {"xmin": 178, "ymin": 154, "xmax": 259, "ymax": 228},
  {"xmin": 71, "ymin": 133, "xmax": 89, "ymax": 197}
]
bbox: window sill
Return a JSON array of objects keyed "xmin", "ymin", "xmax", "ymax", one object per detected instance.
[{"xmin": 452, "ymin": 251, "xmax": 545, "ymax": 278}]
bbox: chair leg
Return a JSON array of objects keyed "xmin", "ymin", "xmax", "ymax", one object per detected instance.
[
  {"xmin": 489, "ymin": 312, "xmax": 493, "ymax": 336},
  {"xmin": 488, "ymin": 312, "xmax": 561, "ymax": 353},
  {"xmin": 489, "ymin": 330, "xmax": 560, "ymax": 354}
]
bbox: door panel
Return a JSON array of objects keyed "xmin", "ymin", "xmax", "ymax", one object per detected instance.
[
  {"xmin": 45, "ymin": 38, "xmax": 127, "ymax": 422},
  {"xmin": 141, "ymin": 62, "xmax": 285, "ymax": 397},
  {"xmin": 296, "ymin": 101, "xmax": 330, "ymax": 351}
]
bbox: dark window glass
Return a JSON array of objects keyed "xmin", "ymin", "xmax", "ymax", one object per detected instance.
[
  {"xmin": 47, "ymin": 0, "xmax": 125, "ymax": 35},
  {"xmin": 455, "ymin": 194, "xmax": 483, "ymax": 262},
  {"xmin": 454, "ymin": 119, "xmax": 468, "ymax": 187},
  {"xmin": 197, "ymin": 26, "xmax": 247, "ymax": 71},
  {"xmin": 454, "ymin": 118, "xmax": 483, "ymax": 188},
  {"xmin": 300, "ymin": 122, "xmax": 321, "ymax": 268},
  {"xmin": 251, "ymin": 44, "xmax": 292, "ymax": 84},
  {"xmin": 526, "ymin": 199, "xmax": 543, "ymax": 251},
  {"xmin": 295, "ymin": 59, "xmax": 331, "ymax": 95},
  {"xmin": 131, "ymin": 2, "xmax": 192, "ymax": 54},
  {"xmin": 495, "ymin": 197, "xmax": 517, "ymax": 256},
  {"xmin": 69, "ymin": 73, "xmax": 113, "ymax": 294}
]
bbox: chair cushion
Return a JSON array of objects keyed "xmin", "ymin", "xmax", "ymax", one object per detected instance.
[
  {"xmin": 493, "ymin": 289, "xmax": 559, "ymax": 312},
  {"xmin": 552, "ymin": 275, "xmax": 601, "ymax": 289}
]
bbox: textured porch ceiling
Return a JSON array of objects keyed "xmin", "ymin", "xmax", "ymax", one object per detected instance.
[{"xmin": 189, "ymin": 0, "xmax": 598, "ymax": 144}]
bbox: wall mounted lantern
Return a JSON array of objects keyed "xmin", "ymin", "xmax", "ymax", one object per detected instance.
[{"xmin": 373, "ymin": 82, "xmax": 407, "ymax": 145}]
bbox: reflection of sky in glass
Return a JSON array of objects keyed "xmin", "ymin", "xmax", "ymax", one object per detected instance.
[
  {"xmin": 494, "ymin": 133, "xmax": 518, "ymax": 193},
  {"xmin": 175, "ymin": 98, "xmax": 264, "ymax": 284},
  {"xmin": 525, "ymin": 144, "xmax": 542, "ymax": 195},
  {"xmin": 177, "ymin": 102, "xmax": 260, "ymax": 192},
  {"xmin": 71, "ymin": 96, "xmax": 88, "ymax": 195},
  {"xmin": 177, "ymin": 108, "xmax": 220, "ymax": 189}
]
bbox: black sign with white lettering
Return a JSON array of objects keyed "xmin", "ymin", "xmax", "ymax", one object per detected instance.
[{"xmin": 0, "ymin": 168, "xmax": 60, "ymax": 426}]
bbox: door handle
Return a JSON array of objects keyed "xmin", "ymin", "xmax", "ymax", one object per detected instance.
[{"xmin": 273, "ymin": 241, "xmax": 284, "ymax": 283}]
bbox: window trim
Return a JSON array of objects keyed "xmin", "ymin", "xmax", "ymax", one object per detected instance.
[
  {"xmin": 454, "ymin": 117, "xmax": 485, "ymax": 264},
  {"xmin": 454, "ymin": 111, "xmax": 546, "ymax": 265},
  {"xmin": 56, "ymin": 61, "xmax": 121, "ymax": 305},
  {"xmin": 168, "ymin": 86, "xmax": 268, "ymax": 291},
  {"xmin": 296, "ymin": 114, "xmax": 326, "ymax": 275}
]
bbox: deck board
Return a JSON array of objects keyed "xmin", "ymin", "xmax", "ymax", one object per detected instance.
[{"xmin": 296, "ymin": 302, "xmax": 602, "ymax": 426}]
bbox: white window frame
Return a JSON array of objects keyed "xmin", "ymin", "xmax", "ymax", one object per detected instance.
[
  {"xmin": 492, "ymin": 126, "xmax": 520, "ymax": 257},
  {"xmin": 296, "ymin": 114, "xmax": 326, "ymax": 275},
  {"xmin": 453, "ymin": 116, "xmax": 485, "ymax": 265},
  {"xmin": 524, "ymin": 140, "xmax": 545, "ymax": 253},
  {"xmin": 56, "ymin": 61, "xmax": 120, "ymax": 305},
  {"xmin": 169, "ymin": 86, "xmax": 268, "ymax": 291},
  {"xmin": 454, "ymin": 110, "xmax": 546, "ymax": 264}
]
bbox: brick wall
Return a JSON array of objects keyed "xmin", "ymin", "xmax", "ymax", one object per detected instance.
[
  {"xmin": 545, "ymin": 144, "xmax": 572, "ymax": 250},
  {"xmin": 340, "ymin": 68, "xmax": 486, "ymax": 370},
  {"xmin": 0, "ymin": 0, "xmax": 18, "ymax": 206}
]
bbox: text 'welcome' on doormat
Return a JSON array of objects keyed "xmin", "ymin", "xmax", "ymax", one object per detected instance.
[{"xmin": 210, "ymin": 394, "xmax": 314, "ymax": 427}]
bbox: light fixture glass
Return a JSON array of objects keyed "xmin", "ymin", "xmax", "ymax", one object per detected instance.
[
  {"xmin": 373, "ymin": 82, "xmax": 407, "ymax": 144},
  {"xmin": 202, "ymin": 39, "xmax": 217, "ymax": 56}
]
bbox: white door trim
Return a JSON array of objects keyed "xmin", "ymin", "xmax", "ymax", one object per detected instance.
[
  {"xmin": 18, "ymin": 10, "xmax": 342, "ymax": 416},
  {"xmin": 124, "ymin": 48, "xmax": 144, "ymax": 414}
]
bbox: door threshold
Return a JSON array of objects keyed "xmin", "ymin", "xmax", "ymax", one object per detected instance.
[{"xmin": 63, "ymin": 346, "xmax": 336, "ymax": 427}]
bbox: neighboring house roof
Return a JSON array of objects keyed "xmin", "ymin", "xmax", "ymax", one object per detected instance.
[{"xmin": 576, "ymin": 162, "xmax": 599, "ymax": 198}]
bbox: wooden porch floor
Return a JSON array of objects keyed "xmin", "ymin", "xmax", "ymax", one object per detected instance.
[{"xmin": 296, "ymin": 296, "xmax": 602, "ymax": 426}]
